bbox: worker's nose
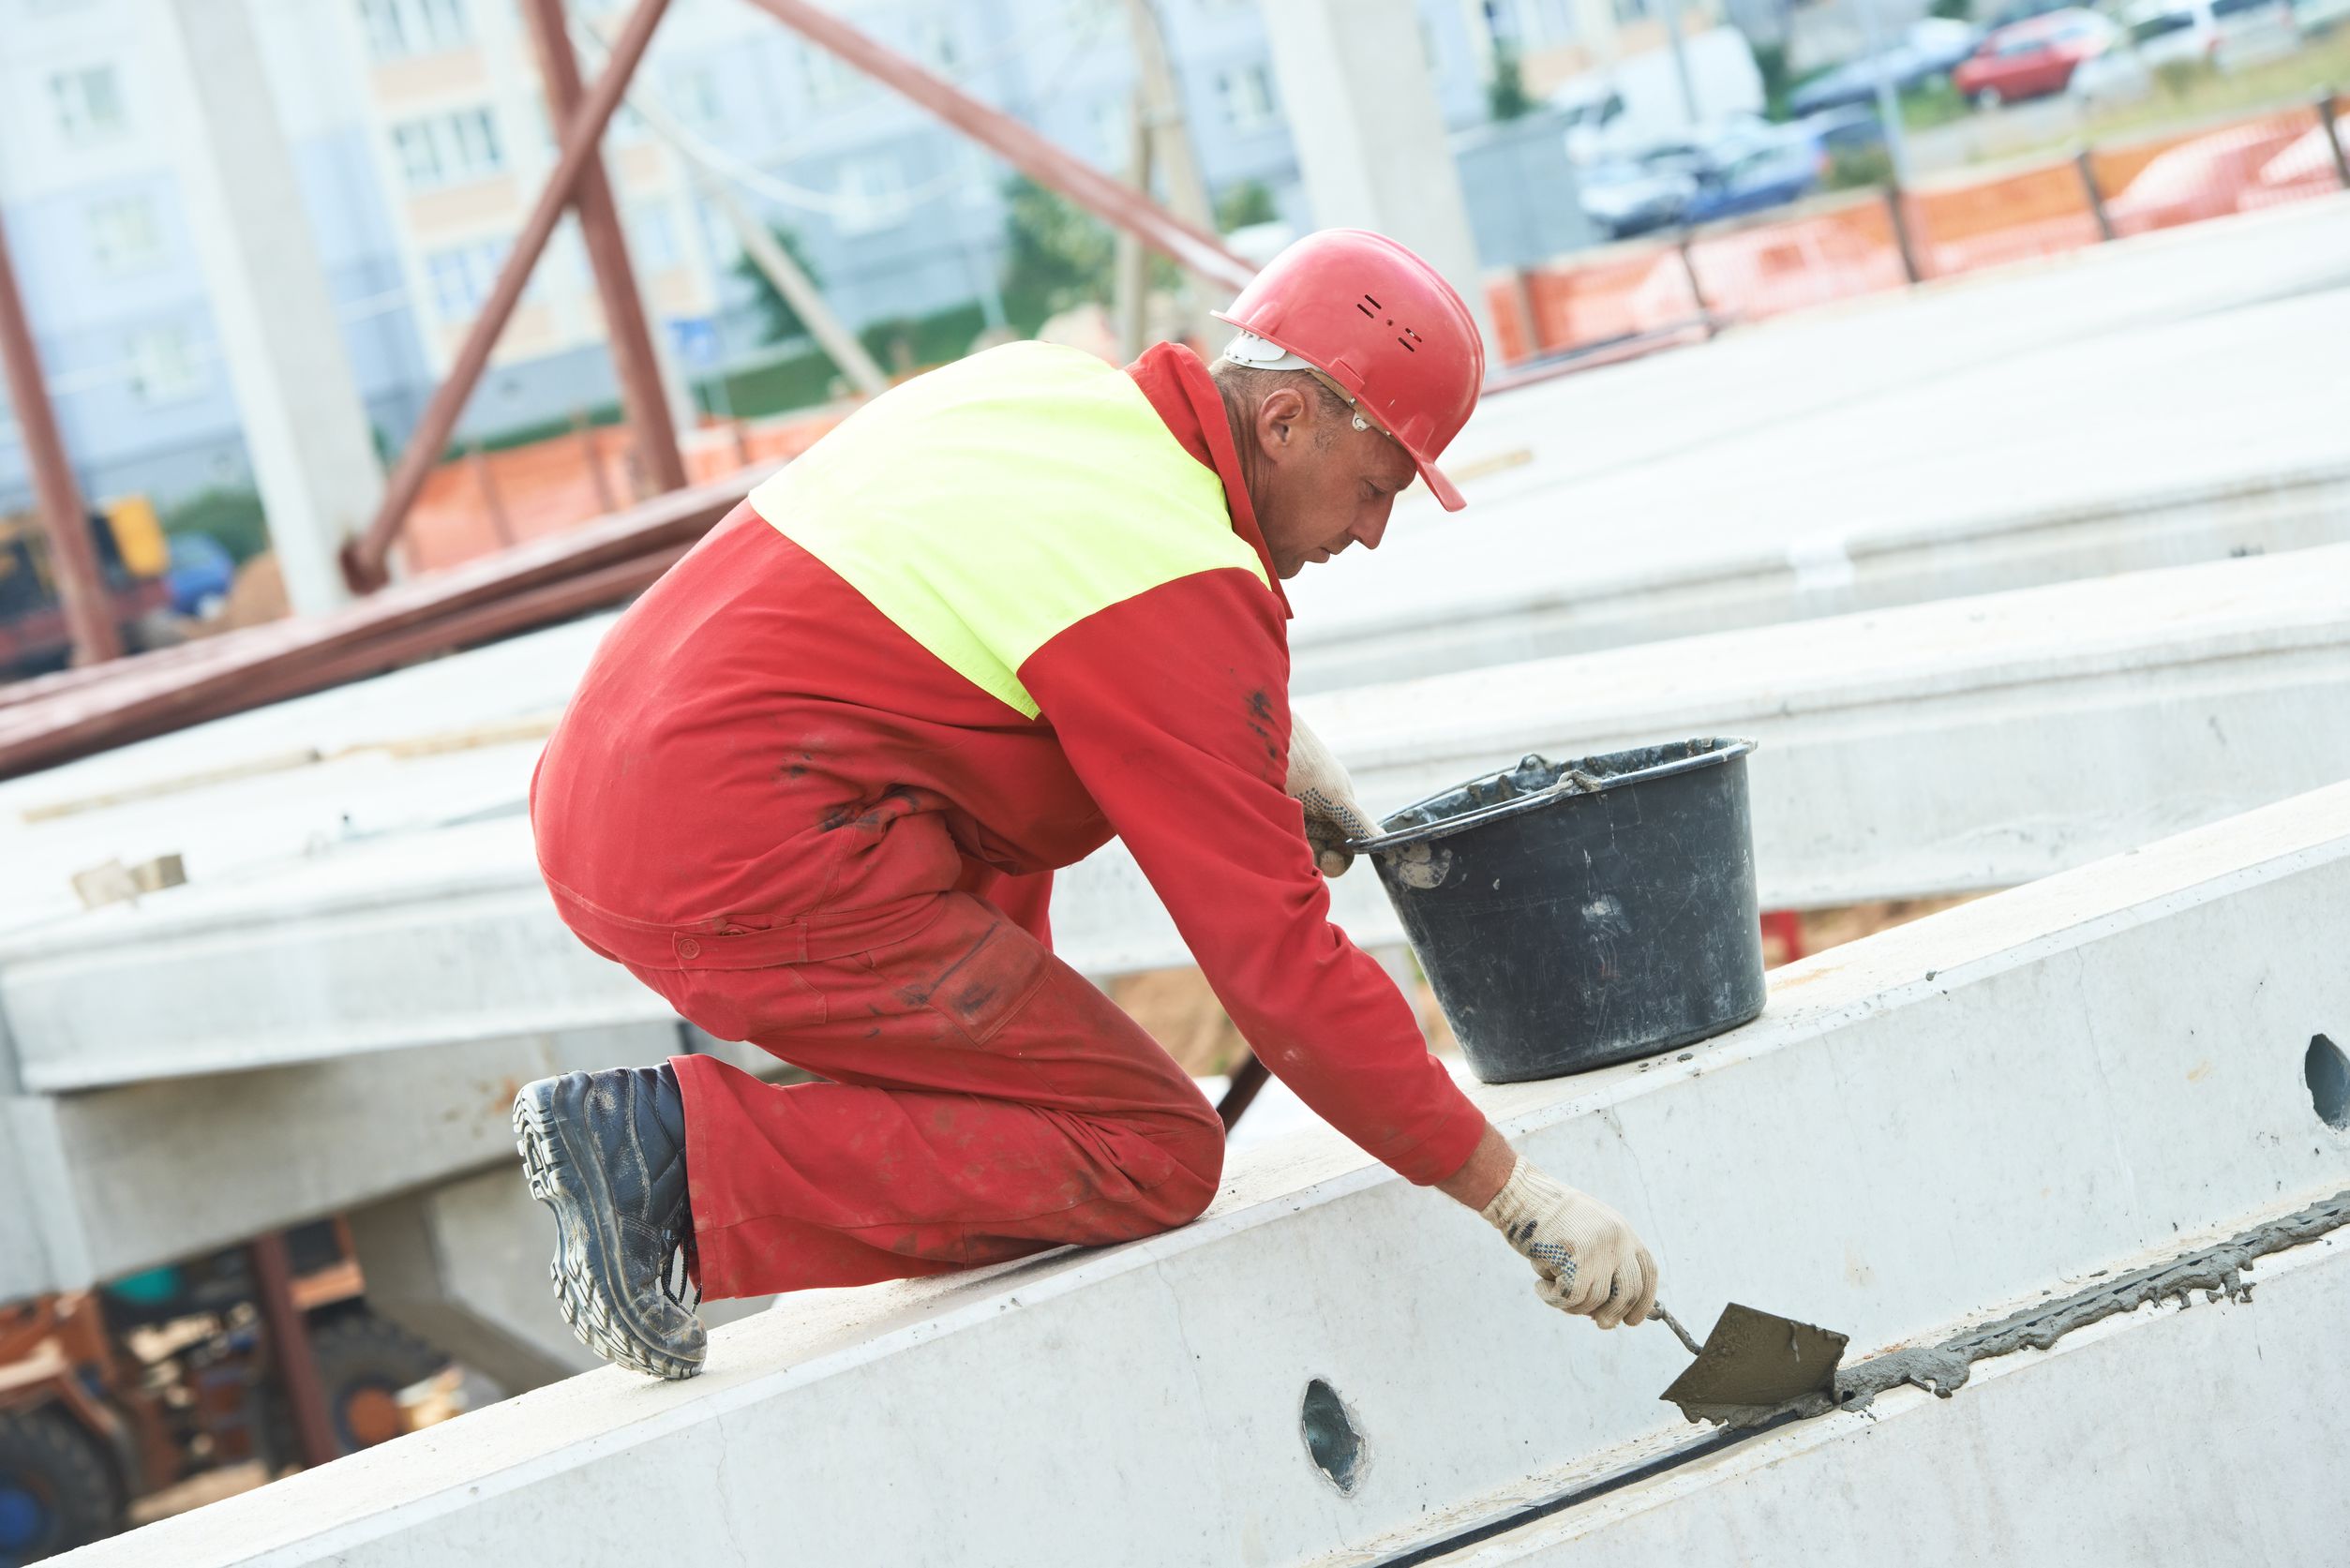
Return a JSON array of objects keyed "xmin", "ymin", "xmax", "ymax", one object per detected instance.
[{"xmin": 1352, "ymin": 507, "xmax": 1391, "ymax": 552}]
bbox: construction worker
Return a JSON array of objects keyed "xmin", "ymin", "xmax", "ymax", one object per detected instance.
[{"xmin": 516, "ymin": 230, "xmax": 1659, "ymax": 1380}]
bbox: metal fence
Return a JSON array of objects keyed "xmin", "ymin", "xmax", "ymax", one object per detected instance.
[{"xmin": 1489, "ymin": 89, "xmax": 2350, "ymax": 369}]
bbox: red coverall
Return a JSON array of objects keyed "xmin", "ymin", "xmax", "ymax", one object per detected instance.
[{"xmin": 531, "ymin": 342, "xmax": 1485, "ymax": 1298}]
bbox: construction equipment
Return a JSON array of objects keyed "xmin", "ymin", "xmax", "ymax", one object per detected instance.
[
  {"xmin": 1657, "ymin": 1300, "xmax": 1849, "ymax": 1424},
  {"xmin": 0, "ymin": 498, "xmax": 177, "ymax": 680},
  {"xmin": 0, "ymin": 1220, "xmax": 450, "ymax": 1561}
]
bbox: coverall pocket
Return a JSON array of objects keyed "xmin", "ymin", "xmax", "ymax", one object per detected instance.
[{"xmin": 867, "ymin": 897, "xmax": 1052, "ymax": 1047}]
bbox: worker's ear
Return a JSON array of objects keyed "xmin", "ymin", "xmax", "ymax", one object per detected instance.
[{"xmin": 1255, "ymin": 384, "xmax": 1308, "ymax": 460}]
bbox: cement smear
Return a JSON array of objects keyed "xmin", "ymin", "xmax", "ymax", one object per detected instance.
[{"xmin": 1677, "ymin": 1187, "xmax": 2350, "ymax": 1427}]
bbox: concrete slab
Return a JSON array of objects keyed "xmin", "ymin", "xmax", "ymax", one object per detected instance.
[
  {"xmin": 9, "ymin": 544, "xmax": 2332, "ymax": 1098},
  {"xmin": 53, "ymin": 779, "xmax": 2350, "ymax": 1566},
  {"xmin": 1417, "ymin": 1226, "xmax": 2350, "ymax": 1567},
  {"xmin": 1287, "ymin": 198, "xmax": 2350, "ymax": 688}
]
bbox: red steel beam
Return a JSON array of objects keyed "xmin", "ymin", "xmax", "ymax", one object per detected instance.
[
  {"xmin": 341, "ymin": 0, "xmax": 673, "ymax": 593},
  {"xmin": 741, "ymin": 0, "xmax": 1255, "ymax": 294},
  {"xmin": 516, "ymin": 0, "xmax": 688, "ymax": 503},
  {"xmin": 0, "ymin": 204, "xmax": 121, "ymax": 665},
  {"xmin": 3, "ymin": 471, "xmax": 762, "ymax": 782}
]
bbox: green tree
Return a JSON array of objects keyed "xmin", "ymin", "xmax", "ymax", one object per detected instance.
[
  {"xmin": 999, "ymin": 174, "xmax": 1115, "ymax": 333},
  {"xmin": 162, "ymin": 488, "xmax": 270, "ymax": 564},
  {"xmin": 1488, "ymin": 39, "xmax": 1534, "ymax": 121},
  {"xmin": 1214, "ymin": 178, "xmax": 1279, "ymax": 231},
  {"xmin": 729, "ymin": 224, "xmax": 825, "ymax": 346},
  {"xmin": 997, "ymin": 175, "xmax": 1178, "ymax": 336}
]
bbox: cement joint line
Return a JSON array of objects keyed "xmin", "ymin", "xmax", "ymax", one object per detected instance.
[{"xmin": 1363, "ymin": 1187, "xmax": 2350, "ymax": 1567}]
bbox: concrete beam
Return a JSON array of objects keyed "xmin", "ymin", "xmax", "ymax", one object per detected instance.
[
  {"xmin": 58, "ymin": 780, "xmax": 2350, "ymax": 1566},
  {"xmin": 1288, "ymin": 200, "xmax": 2350, "ymax": 690},
  {"xmin": 1259, "ymin": 0, "xmax": 1497, "ymax": 355},
  {"xmin": 1435, "ymin": 1229, "xmax": 2350, "ymax": 1566},
  {"xmin": 152, "ymin": 0, "xmax": 382, "ymax": 614},
  {"xmin": 7, "ymin": 1024, "xmax": 683, "ymax": 1294},
  {"xmin": 6, "ymin": 545, "xmax": 2344, "ymax": 1091}
]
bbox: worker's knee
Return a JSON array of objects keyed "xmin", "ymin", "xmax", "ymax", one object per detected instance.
[{"xmin": 1134, "ymin": 1098, "xmax": 1225, "ymax": 1232}]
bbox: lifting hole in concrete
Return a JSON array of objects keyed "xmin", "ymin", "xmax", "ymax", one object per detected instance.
[
  {"xmin": 2307, "ymin": 1035, "xmax": 2350, "ymax": 1131},
  {"xmin": 1300, "ymin": 1377, "xmax": 1368, "ymax": 1496}
]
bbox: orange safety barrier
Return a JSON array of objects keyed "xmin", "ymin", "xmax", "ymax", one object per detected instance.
[
  {"xmin": 1489, "ymin": 95, "xmax": 2347, "ymax": 368},
  {"xmin": 403, "ymin": 409, "xmax": 845, "ymax": 575}
]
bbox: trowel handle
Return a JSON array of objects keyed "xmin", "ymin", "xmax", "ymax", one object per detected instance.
[{"xmin": 1652, "ymin": 1301, "xmax": 1705, "ymax": 1357}]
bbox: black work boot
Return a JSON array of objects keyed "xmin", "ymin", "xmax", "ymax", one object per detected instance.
[{"xmin": 513, "ymin": 1065, "xmax": 706, "ymax": 1380}]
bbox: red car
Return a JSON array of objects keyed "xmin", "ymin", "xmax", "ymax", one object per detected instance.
[{"xmin": 1953, "ymin": 8, "xmax": 2120, "ymax": 106}]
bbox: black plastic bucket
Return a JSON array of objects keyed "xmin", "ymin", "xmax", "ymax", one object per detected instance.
[{"xmin": 1355, "ymin": 739, "xmax": 1764, "ymax": 1084}]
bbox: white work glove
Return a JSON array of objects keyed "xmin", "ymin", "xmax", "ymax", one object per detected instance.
[
  {"xmin": 1481, "ymin": 1157, "xmax": 1659, "ymax": 1329},
  {"xmin": 1286, "ymin": 712, "xmax": 1375, "ymax": 877}
]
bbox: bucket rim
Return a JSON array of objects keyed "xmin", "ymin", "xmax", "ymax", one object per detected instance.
[{"xmin": 1346, "ymin": 737, "xmax": 1759, "ymax": 854}]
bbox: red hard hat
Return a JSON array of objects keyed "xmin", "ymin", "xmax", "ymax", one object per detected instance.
[{"xmin": 1213, "ymin": 229, "xmax": 1486, "ymax": 511}]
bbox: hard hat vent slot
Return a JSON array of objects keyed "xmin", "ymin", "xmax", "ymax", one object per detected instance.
[{"xmin": 1398, "ymin": 324, "xmax": 1422, "ymax": 352}]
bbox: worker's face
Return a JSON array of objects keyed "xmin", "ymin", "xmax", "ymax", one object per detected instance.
[{"xmin": 1245, "ymin": 385, "xmax": 1419, "ymax": 579}]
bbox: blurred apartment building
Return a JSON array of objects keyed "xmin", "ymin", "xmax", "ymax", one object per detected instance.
[{"xmin": 0, "ymin": 0, "xmax": 1711, "ymax": 515}]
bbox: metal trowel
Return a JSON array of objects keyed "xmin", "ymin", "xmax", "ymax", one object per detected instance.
[{"xmin": 1650, "ymin": 1300, "xmax": 1849, "ymax": 1425}]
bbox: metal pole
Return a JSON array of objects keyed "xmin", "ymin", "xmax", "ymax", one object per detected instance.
[
  {"xmin": 2319, "ymin": 89, "xmax": 2350, "ymax": 192},
  {"xmin": 1122, "ymin": 0, "xmax": 1222, "ymax": 343},
  {"xmin": 247, "ymin": 1232, "xmax": 339, "ymax": 1470},
  {"xmin": 470, "ymin": 442, "xmax": 516, "ymax": 548},
  {"xmin": 1114, "ymin": 96, "xmax": 1153, "ymax": 361},
  {"xmin": 517, "ymin": 0, "xmax": 686, "ymax": 502},
  {"xmin": 2075, "ymin": 147, "xmax": 2115, "ymax": 243},
  {"xmin": 0, "ymin": 206, "xmax": 121, "ymax": 665},
  {"xmin": 1216, "ymin": 1053, "xmax": 1272, "ymax": 1129},
  {"xmin": 741, "ymin": 0, "xmax": 1252, "ymax": 292},
  {"xmin": 1885, "ymin": 183, "xmax": 1924, "ymax": 284},
  {"xmin": 1655, "ymin": 0, "xmax": 1704, "ymax": 126},
  {"xmin": 1856, "ymin": 0, "xmax": 1912, "ymax": 189},
  {"xmin": 695, "ymin": 172, "xmax": 889, "ymax": 396},
  {"xmin": 342, "ymin": 0, "xmax": 672, "ymax": 591}
]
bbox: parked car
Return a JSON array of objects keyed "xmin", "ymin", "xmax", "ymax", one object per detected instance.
[
  {"xmin": 1579, "ymin": 157, "xmax": 1699, "ymax": 239},
  {"xmin": 2072, "ymin": 0, "xmax": 2300, "ymax": 104},
  {"xmin": 164, "ymin": 532, "xmax": 235, "ymax": 619},
  {"xmin": 2294, "ymin": 0, "xmax": 2350, "ymax": 34},
  {"xmin": 1953, "ymin": 8, "xmax": 2120, "ymax": 107},
  {"xmin": 1788, "ymin": 19, "xmax": 1983, "ymax": 117},
  {"xmin": 1680, "ymin": 127, "xmax": 1830, "ymax": 225}
]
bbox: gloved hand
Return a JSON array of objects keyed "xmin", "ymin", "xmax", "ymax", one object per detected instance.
[
  {"xmin": 1481, "ymin": 1156, "xmax": 1659, "ymax": 1329},
  {"xmin": 1286, "ymin": 712, "xmax": 1374, "ymax": 877}
]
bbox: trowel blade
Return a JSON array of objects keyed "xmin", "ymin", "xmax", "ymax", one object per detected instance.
[{"xmin": 1658, "ymin": 1302, "xmax": 1848, "ymax": 1422}]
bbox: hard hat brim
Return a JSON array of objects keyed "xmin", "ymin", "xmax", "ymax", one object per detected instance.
[{"xmin": 1415, "ymin": 455, "xmax": 1466, "ymax": 512}]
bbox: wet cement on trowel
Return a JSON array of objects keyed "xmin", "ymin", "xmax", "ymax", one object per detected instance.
[{"xmin": 1675, "ymin": 1187, "xmax": 2350, "ymax": 1427}]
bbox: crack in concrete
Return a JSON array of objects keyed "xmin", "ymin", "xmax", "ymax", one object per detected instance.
[{"xmin": 1677, "ymin": 1187, "xmax": 2350, "ymax": 1428}]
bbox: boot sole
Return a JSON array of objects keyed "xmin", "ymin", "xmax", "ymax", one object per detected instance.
[{"xmin": 514, "ymin": 1083, "xmax": 704, "ymax": 1381}]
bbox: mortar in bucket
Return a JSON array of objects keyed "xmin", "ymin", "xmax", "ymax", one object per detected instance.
[{"xmin": 1352, "ymin": 739, "xmax": 1764, "ymax": 1083}]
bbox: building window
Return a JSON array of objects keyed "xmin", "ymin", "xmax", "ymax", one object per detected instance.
[
  {"xmin": 670, "ymin": 65, "xmax": 725, "ymax": 131},
  {"xmin": 51, "ymin": 66, "xmax": 127, "ymax": 144},
  {"xmin": 833, "ymin": 155, "xmax": 906, "ymax": 234},
  {"xmin": 801, "ymin": 45, "xmax": 863, "ymax": 108},
  {"xmin": 1093, "ymin": 97, "xmax": 1133, "ymax": 166},
  {"xmin": 357, "ymin": 0, "xmax": 471, "ymax": 61},
  {"xmin": 87, "ymin": 195, "xmax": 165, "ymax": 276},
  {"xmin": 425, "ymin": 239, "xmax": 508, "ymax": 323},
  {"xmin": 126, "ymin": 325, "xmax": 204, "ymax": 403},
  {"xmin": 913, "ymin": 19, "xmax": 959, "ymax": 70},
  {"xmin": 1216, "ymin": 64, "xmax": 1277, "ymax": 133},
  {"xmin": 390, "ymin": 108, "xmax": 504, "ymax": 189},
  {"xmin": 630, "ymin": 202, "xmax": 680, "ymax": 269}
]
